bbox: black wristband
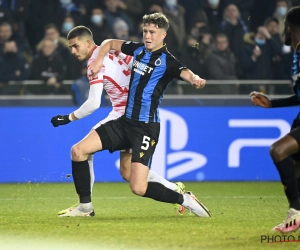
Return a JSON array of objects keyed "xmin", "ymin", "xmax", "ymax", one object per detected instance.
[{"xmin": 271, "ymin": 95, "xmax": 299, "ymax": 108}]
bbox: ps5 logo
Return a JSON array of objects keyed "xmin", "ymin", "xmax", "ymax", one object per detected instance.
[
  {"xmin": 228, "ymin": 119, "xmax": 290, "ymax": 168},
  {"xmin": 152, "ymin": 109, "xmax": 207, "ymax": 179},
  {"xmin": 115, "ymin": 109, "xmax": 207, "ymax": 179}
]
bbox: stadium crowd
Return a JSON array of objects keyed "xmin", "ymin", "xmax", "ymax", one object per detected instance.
[{"xmin": 0, "ymin": 0, "xmax": 299, "ymax": 96}]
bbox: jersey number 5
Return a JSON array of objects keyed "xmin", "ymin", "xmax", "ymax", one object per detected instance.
[{"xmin": 141, "ymin": 136, "xmax": 150, "ymax": 150}]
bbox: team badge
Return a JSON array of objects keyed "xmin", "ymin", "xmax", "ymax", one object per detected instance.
[
  {"xmin": 151, "ymin": 140, "xmax": 156, "ymax": 146},
  {"xmin": 140, "ymin": 152, "xmax": 145, "ymax": 158},
  {"xmin": 155, "ymin": 57, "xmax": 162, "ymax": 66}
]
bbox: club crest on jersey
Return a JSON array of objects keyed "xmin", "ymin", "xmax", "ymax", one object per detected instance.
[
  {"xmin": 133, "ymin": 60, "xmax": 154, "ymax": 75},
  {"xmin": 140, "ymin": 152, "xmax": 145, "ymax": 158},
  {"xmin": 155, "ymin": 58, "xmax": 162, "ymax": 66}
]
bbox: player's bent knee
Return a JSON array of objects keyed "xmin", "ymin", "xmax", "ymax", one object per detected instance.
[
  {"xmin": 269, "ymin": 144, "xmax": 286, "ymax": 162},
  {"xmin": 71, "ymin": 144, "xmax": 84, "ymax": 161},
  {"xmin": 130, "ymin": 183, "xmax": 146, "ymax": 196}
]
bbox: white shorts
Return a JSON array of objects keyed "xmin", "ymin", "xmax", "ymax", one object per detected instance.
[{"xmin": 92, "ymin": 110, "xmax": 132, "ymax": 153}]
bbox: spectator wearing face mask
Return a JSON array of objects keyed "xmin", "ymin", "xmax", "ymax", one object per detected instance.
[
  {"xmin": 86, "ymin": 7, "xmax": 113, "ymax": 44},
  {"xmin": 239, "ymin": 26, "xmax": 281, "ymax": 93},
  {"xmin": 61, "ymin": 16, "xmax": 75, "ymax": 37},
  {"xmin": 204, "ymin": 0, "xmax": 223, "ymax": 36},
  {"xmin": 0, "ymin": 40, "xmax": 30, "ymax": 94},
  {"xmin": 273, "ymin": 0, "xmax": 289, "ymax": 36}
]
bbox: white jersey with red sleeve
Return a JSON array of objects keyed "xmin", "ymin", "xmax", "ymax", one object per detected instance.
[{"xmin": 73, "ymin": 46, "xmax": 132, "ymax": 120}]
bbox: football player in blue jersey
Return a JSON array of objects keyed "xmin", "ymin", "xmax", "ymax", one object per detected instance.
[
  {"xmin": 64, "ymin": 12, "xmax": 211, "ymax": 218},
  {"xmin": 250, "ymin": 6, "xmax": 300, "ymax": 233}
]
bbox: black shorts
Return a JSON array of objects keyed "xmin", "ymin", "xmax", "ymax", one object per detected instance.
[
  {"xmin": 288, "ymin": 114, "xmax": 300, "ymax": 161},
  {"xmin": 95, "ymin": 115, "xmax": 160, "ymax": 167}
]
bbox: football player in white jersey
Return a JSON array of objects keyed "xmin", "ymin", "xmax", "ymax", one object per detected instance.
[{"xmin": 51, "ymin": 26, "xmax": 186, "ymax": 217}]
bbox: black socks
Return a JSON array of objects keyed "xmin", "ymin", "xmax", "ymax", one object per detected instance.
[
  {"xmin": 143, "ymin": 182, "xmax": 183, "ymax": 204},
  {"xmin": 275, "ymin": 157, "xmax": 300, "ymax": 210},
  {"xmin": 72, "ymin": 160, "xmax": 91, "ymax": 203}
]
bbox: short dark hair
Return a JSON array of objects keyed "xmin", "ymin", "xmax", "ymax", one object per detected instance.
[
  {"xmin": 44, "ymin": 23, "xmax": 58, "ymax": 32},
  {"xmin": 264, "ymin": 17, "xmax": 279, "ymax": 26},
  {"xmin": 67, "ymin": 25, "xmax": 93, "ymax": 40},
  {"xmin": 286, "ymin": 6, "xmax": 300, "ymax": 28},
  {"xmin": 142, "ymin": 12, "xmax": 169, "ymax": 31}
]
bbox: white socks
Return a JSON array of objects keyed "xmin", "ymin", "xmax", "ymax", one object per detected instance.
[
  {"xmin": 79, "ymin": 202, "xmax": 93, "ymax": 212},
  {"xmin": 147, "ymin": 170, "xmax": 177, "ymax": 191},
  {"xmin": 88, "ymin": 154, "xmax": 95, "ymax": 193}
]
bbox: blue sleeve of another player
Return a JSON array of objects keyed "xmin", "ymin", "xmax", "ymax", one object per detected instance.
[{"xmin": 121, "ymin": 41, "xmax": 144, "ymax": 56}]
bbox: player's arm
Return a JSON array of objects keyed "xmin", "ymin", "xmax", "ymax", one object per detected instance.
[
  {"xmin": 89, "ymin": 39, "xmax": 125, "ymax": 77},
  {"xmin": 180, "ymin": 69, "xmax": 206, "ymax": 89},
  {"xmin": 51, "ymin": 72, "xmax": 104, "ymax": 127},
  {"xmin": 249, "ymin": 91, "xmax": 300, "ymax": 108}
]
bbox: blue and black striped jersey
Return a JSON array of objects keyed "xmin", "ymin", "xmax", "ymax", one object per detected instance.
[
  {"xmin": 121, "ymin": 41, "xmax": 188, "ymax": 123},
  {"xmin": 292, "ymin": 44, "xmax": 300, "ymax": 100}
]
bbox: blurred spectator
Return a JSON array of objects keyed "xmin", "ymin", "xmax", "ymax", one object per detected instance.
[
  {"xmin": 203, "ymin": 0, "xmax": 223, "ymax": 36},
  {"xmin": 35, "ymin": 24, "xmax": 82, "ymax": 80},
  {"xmin": 264, "ymin": 17, "xmax": 293, "ymax": 83},
  {"xmin": 36, "ymin": 24, "xmax": 70, "ymax": 61},
  {"xmin": 180, "ymin": 35, "xmax": 211, "ymax": 79},
  {"xmin": 189, "ymin": 20, "xmax": 209, "ymax": 40},
  {"xmin": 0, "ymin": 22, "xmax": 14, "ymax": 55},
  {"xmin": 117, "ymin": 0, "xmax": 143, "ymax": 26},
  {"xmin": 0, "ymin": 41, "xmax": 30, "ymax": 94},
  {"xmin": 206, "ymin": 33, "xmax": 238, "ymax": 94},
  {"xmin": 163, "ymin": 0, "xmax": 186, "ymax": 59},
  {"xmin": 30, "ymin": 39, "xmax": 66, "ymax": 94},
  {"xmin": 113, "ymin": 18, "xmax": 129, "ymax": 40},
  {"xmin": 61, "ymin": 16, "xmax": 75, "ymax": 37},
  {"xmin": 239, "ymin": 26, "xmax": 281, "ymax": 93},
  {"xmin": 220, "ymin": 0, "xmax": 254, "ymax": 24},
  {"xmin": 273, "ymin": 0, "xmax": 289, "ymax": 37},
  {"xmin": 0, "ymin": 0, "xmax": 30, "ymax": 43},
  {"xmin": 103, "ymin": 0, "xmax": 134, "ymax": 35},
  {"xmin": 221, "ymin": 4, "xmax": 248, "ymax": 60},
  {"xmin": 86, "ymin": 7, "xmax": 113, "ymax": 45}
]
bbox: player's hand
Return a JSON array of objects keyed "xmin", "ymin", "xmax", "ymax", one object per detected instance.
[
  {"xmin": 89, "ymin": 60, "xmax": 102, "ymax": 78},
  {"xmin": 51, "ymin": 115, "xmax": 71, "ymax": 127},
  {"xmin": 192, "ymin": 75, "xmax": 206, "ymax": 89},
  {"xmin": 249, "ymin": 91, "xmax": 271, "ymax": 108}
]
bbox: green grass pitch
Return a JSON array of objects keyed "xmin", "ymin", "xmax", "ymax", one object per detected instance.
[{"xmin": 0, "ymin": 182, "xmax": 299, "ymax": 250}]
